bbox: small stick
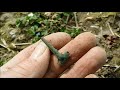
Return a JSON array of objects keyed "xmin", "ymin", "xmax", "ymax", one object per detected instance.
[
  {"xmin": 41, "ymin": 37, "xmax": 69, "ymax": 65},
  {"xmin": 114, "ymin": 66, "xmax": 120, "ymax": 72},
  {"xmin": 66, "ymin": 15, "xmax": 70, "ymax": 24},
  {"xmin": 74, "ymin": 12, "xmax": 79, "ymax": 28},
  {"xmin": 115, "ymin": 33, "xmax": 120, "ymax": 38},
  {"xmin": 14, "ymin": 43, "xmax": 32, "ymax": 46},
  {"xmin": 107, "ymin": 22, "xmax": 115, "ymax": 36}
]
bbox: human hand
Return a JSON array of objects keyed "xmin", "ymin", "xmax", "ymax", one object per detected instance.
[{"xmin": 0, "ymin": 32, "xmax": 106, "ymax": 78}]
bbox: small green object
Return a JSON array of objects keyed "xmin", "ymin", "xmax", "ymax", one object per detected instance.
[{"xmin": 41, "ymin": 37, "xmax": 69, "ymax": 65}]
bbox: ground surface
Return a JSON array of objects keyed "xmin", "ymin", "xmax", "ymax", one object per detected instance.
[{"xmin": 0, "ymin": 12, "xmax": 120, "ymax": 78}]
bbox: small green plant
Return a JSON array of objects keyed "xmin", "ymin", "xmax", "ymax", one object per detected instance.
[
  {"xmin": 16, "ymin": 12, "xmax": 82, "ymax": 43},
  {"xmin": 0, "ymin": 59, "xmax": 7, "ymax": 66},
  {"xmin": 16, "ymin": 12, "xmax": 41, "ymax": 28}
]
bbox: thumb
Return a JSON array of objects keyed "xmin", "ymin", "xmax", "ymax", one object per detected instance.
[{"xmin": 1, "ymin": 41, "xmax": 50, "ymax": 78}]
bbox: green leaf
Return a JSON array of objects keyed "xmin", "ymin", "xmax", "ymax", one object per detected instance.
[{"xmin": 27, "ymin": 25, "xmax": 38, "ymax": 36}]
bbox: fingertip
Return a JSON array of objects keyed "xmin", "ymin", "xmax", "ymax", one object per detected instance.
[
  {"xmin": 85, "ymin": 74, "xmax": 98, "ymax": 78},
  {"xmin": 44, "ymin": 32, "xmax": 72, "ymax": 49},
  {"xmin": 75, "ymin": 32, "xmax": 97, "ymax": 46},
  {"xmin": 90, "ymin": 46, "xmax": 107, "ymax": 64}
]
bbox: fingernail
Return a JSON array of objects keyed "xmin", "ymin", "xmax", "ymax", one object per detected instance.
[{"xmin": 29, "ymin": 41, "xmax": 47, "ymax": 60}]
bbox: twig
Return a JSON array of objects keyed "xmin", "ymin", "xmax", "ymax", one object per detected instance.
[
  {"xmin": 107, "ymin": 22, "xmax": 115, "ymax": 36},
  {"xmin": 101, "ymin": 75, "xmax": 105, "ymax": 78},
  {"xmin": 103, "ymin": 64, "xmax": 120, "ymax": 73},
  {"xmin": 66, "ymin": 15, "xmax": 70, "ymax": 24},
  {"xmin": 0, "ymin": 43, "xmax": 11, "ymax": 51},
  {"xmin": 107, "ymin": 22, "xmax": 120, "ymax": 38},
  {"xmin": 103, "ymin": 64, "xmax": 118, "ymax": 68},
  {"xmin": 100, "ymin": 27, "xmax": 103, "ymax": 36},
  {"xmin": 114, "ymin": 66, "xmax": 120, "ymax": 72},
  {"xmin": 73, "ymin": 12, "xmax": 79, "ymax": 28},
  {"xmin": 0, "ymin": 38, "xmax": 11, "ymax": 51},
  {"xmin": 115, "ymin": 33, "xmax": 120, "ymax": 38},
  {"xmin": 14, "ymin": 43, "xmax": 31, "ymax": 46},
  {"xmin": 1, "ymin": 38, "xmax": 7, "ymax": 46},
  {"xmin": 103, "ymin": 64, "xmax": 111, "ymax": 67},
  {"xmin": 0, "ymin": 44, "xmax": 6, "ymax": 48}
]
